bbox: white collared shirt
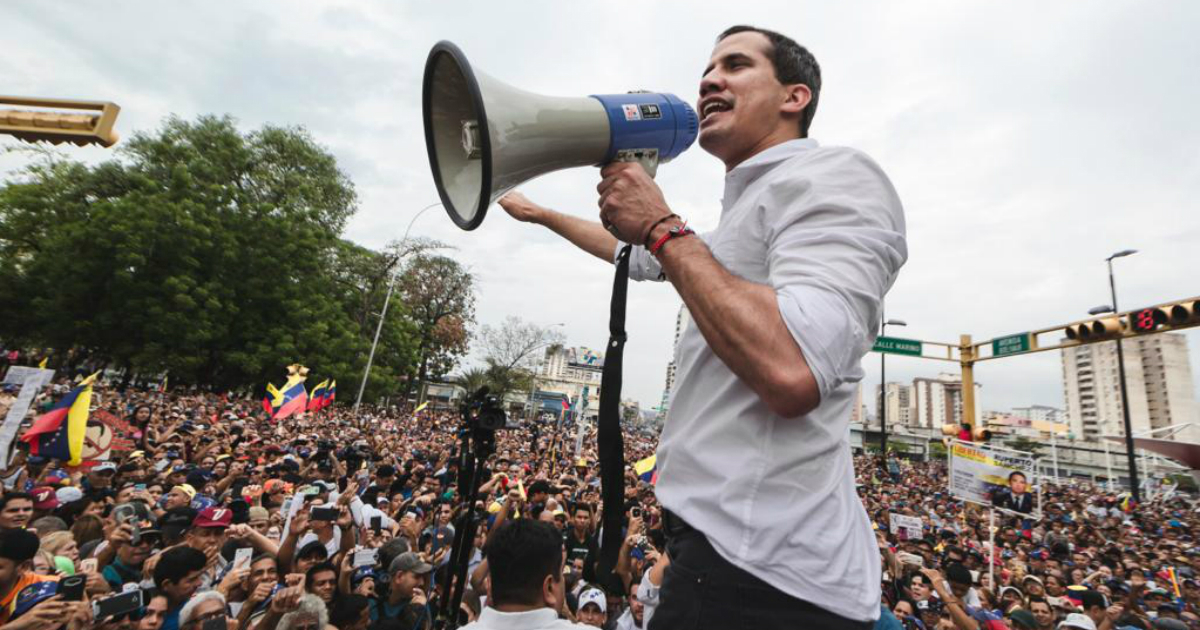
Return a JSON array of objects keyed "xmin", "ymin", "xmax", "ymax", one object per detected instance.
[
  {"xmin": 460, "ymin": 607, "xmax": 592, "ymax": 630},
  {"xmin": 619, "ymin": 138, "xmax": 906, "ymax": 621}
]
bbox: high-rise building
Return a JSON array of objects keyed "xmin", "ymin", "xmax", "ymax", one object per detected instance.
[
  {"xmin": 1061, "ymin": 332, "xmax": 1199, "ymax": 442},
  {"xmin": 659, "ymin": 305, "xmax": 690, "ymax": 419},
  {"xmin": 913, "ymin": 373, "xmax": 964, "ymax": 429},
  {"xmin": 875, "ymin": 382, "xmax": 914, "ymax": 428}
]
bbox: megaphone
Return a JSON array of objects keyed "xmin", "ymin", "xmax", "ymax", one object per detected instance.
[{"xmin": 423, "ymin": 41, "xmax": 698, "ymax": 231}]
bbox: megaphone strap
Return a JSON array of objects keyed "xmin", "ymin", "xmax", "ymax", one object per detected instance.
[{"xmin": 595, "ymin": 244, "xmax": 632, "ymax": 583}]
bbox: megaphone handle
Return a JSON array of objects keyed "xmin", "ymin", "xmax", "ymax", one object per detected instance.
[{"xmin": 613, "ymin": 148, "xmax": 660, "ymax": 178}]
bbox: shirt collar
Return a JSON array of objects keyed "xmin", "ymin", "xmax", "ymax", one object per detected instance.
[
  {"xmin": 722, "ymin": 138, "xmax": 819, "ymax": 209},
  {"xmin": 476, "ymin": 607, "xmax": 561, "ymax": 628}
]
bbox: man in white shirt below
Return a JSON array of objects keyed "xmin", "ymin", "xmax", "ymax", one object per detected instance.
[
  {"xmin": 499, "ymin": 24, "xmax": 905, "ymax": 629},
  {"xmin": 460, "ymin": 519, "xmax": 589, "ymax": 629}
]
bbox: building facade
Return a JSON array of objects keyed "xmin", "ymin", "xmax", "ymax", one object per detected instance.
[
  {"xmin": 913, "ymin": 373, "xmax": 965, "ymax": 429},
  {"xmin": 658, "ymin": 305, "xmax": 690, "ymax": 420},
  {"xmin": 1061, "ymin": 332, "xmax": 1199, "ymax": 442},
  {"xmin": 537, "ymin": 346, "xmax": 604, "ymax": 421}
]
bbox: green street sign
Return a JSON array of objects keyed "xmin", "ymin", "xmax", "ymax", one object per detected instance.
[
  {"xmin": 872, "ymin": 336, "xmax": 923, "ymax": 356},
  {"xmin": 992, "ymin": 333, "xmax": 1031, "ymax": 357}
]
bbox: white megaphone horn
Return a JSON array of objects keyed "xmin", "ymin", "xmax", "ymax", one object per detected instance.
[{"xmin": 422, "ymin": 41, "xmax": 698, "ymax": 231}]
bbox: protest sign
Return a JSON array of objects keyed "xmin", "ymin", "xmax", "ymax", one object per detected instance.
[
  {"xmin": 889, "ymin": 513, "xmax": 924, "ymax": 541},
  {"xmin": 2, "ymin": 366, "xmax": 55, "ymax": 387},
  {"xmin": 949, "ymin": 439, "xmax": 1040, "ymax": 518},
  {"xmin": 0, "ymin": 369, "xmax": 54, "ymax": 467}
]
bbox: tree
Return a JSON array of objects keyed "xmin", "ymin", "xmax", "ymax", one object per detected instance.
[
  {"xmin": 0, "ymin": 114, "xmax": 431, "ymax": 400},
  {"xmin": 476, "ymin": 316, "xmax": 565, "ymax": 400},
  {"xmin": 397, "ymin": 253, "xmax": 476, "ymax": 401}
]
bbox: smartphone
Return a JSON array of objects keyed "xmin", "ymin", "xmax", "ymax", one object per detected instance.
[
  {"xmin": 310, "ymin": 506, "xmax": 339, "ymax": 521},
  {"xmin": 233, "ymin": 547, "xmax": 254, "ymax": 571},
  {"xmin": 631, "ymin": 507, "xmax": 642, "ymax": 519},
  {"xmin": 353, "ymin": 549, "xmax": 378, "ymax": 568},
  {"xmin": 201, "ymin": 617, "xmax": 226, "ymax": 630},
  {"xmin": 154, "ymin": 459, "xmax": 170, "ymax": 472},
  {"xmin": 134, "ymin": 484, "xmax": 147, "ymax": 491},
  {"xmin": 80, "ymin": 558, "xmax": 98, "ymax": 574},
  {"xmin": 58, "ymin": 574, "xmax": 87, "ymax": 601},
  {"xmin": 93, "ymin": 589, "xmax": 145, "ymax": 619}
]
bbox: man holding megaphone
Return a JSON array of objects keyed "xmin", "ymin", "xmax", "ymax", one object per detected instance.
[{"xmin": 500, "ymin": 26, "xmax": 907, "ymax": 629}]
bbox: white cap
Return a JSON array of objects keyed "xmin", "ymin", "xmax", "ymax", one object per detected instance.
[
  {"xmin": 56, "ymin": 486, "xmax": 84, "ymax": 504},
  {"xmin": 1058, "ymin": 613, "xmax": 1097, "ymax": 630},
  {"xmin": 578, "ymin": 588, "xmax": 606, "ymax": 613}
]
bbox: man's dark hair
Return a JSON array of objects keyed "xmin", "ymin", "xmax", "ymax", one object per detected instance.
[
  {"xmin": 1079, "ymin": 589, "xmax": 1107, "ymax": 611},
  {"xmin": 0, "ymin": 528, "xmax": 40, "ymax": 562},
  {"xmin": 305, "ymin": 561, "xmax": 337, "ymax": 588},
  {"xmin": 945, "ymin": 562, "xmax": 973, "ymax": 587},
  {"xmin": 484, "ymin": 519, "xmax": 564, "ymax": 607},
  {"xmin": 1009, "ymin": 471, "xmax": 1026, "ymax": 483},
  {"xmin": 717, "ymin": 25, "xmax": 821, "ymax": 137},
  {"xmin": 0, "ymin": 492, "xmax": 33, "ymax": 512},
  {"xmin": 153, "ymin": 545, "xmax": 207, "ymax": 588},
  {"xmin": 329, "ymin": 594, "xmax": 369, "ymax": 628}
]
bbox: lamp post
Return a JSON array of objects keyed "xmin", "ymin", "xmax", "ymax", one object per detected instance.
[
  {"xmin": 1090, "ymin": 248, "xmax": 1140, "ymax": 501},
  {"xmin": 879, "ymin": 312, "xmax": 907, "ymax": 458},
  {"xmin": 353, "ymin": 202, "xmax": 441, "ymax": 418}
]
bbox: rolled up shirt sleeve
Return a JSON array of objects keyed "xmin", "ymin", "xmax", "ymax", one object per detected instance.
[{"xmin": 767, "ymin": 149, "xmax": 908, "ymax": 400}]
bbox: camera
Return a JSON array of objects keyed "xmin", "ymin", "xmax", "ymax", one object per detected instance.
[{"xmin": 461, "ymin": 387, "xmax": 506, "ymax": 432}]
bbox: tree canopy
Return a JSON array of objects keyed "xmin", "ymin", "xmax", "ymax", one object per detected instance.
[{"xmin": 0, "ymin": 115, "xmax": 475, "ymax": 403}]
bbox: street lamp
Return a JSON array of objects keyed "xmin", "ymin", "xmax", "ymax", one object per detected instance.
[
  {"xmin": 353, "ymin": 202, "xmax": 441, "ymax": 418},
  {"xmin": 879, "ymin": 313, "xmax": 907, "ymax": 458},
  {"xmin": 1104, "ymin": 248, "xmax": 1140, "ymax": 501}
]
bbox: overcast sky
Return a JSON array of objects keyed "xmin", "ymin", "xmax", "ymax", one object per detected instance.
[{"xmin": 5, "ymin": 1, "xmax": 1199, "ymax": 415}]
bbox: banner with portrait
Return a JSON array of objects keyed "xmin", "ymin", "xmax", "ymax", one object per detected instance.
[{"xmin": 948, "ymin": 439, "xmax": 1040, "ymax": 518}]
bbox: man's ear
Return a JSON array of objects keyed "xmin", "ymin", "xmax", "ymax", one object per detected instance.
[
  {"xmin": 780, "ymin": 83, "xmax": 812, "ymax": 117},
  {"xmin": 543, "ymin": 573, "xmax": 559, "ymax": 610}
]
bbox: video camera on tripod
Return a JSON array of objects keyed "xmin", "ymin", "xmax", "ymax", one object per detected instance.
[{"xmin": 459, "ymin": 386, "xmax": 507, "ymax": 432}]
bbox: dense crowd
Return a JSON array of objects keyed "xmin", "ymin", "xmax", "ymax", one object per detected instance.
[{"xmin": 0, "ymin": 379, "xmax": 1198, "ymax": 630}]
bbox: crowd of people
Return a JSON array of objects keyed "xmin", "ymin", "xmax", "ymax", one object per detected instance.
[{"xmin": 0, "ymin": 379, "xmax": 1197, "ymax": 630}]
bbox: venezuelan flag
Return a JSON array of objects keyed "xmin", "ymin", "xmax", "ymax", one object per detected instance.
[
  {"xmin": 273, "ymin": 374, "xmax": 308, "ymax": 420},
  {"xmin": 323, "ymin": 381, "xmax": 335, "ymax": 408},
  {"xmin": 307, "ymin": 380, "xmax": 329, "ymax": 412},
  {"xmin": 634, "ymin": 454, "xmax": 657, "ymax": 483},
  {"xmin": 21, "ymin": 373, "xmax": 98, "ymax": 465}
]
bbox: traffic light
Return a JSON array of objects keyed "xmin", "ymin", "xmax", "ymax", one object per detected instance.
[
  {"xmin": 0, "ymin": 96, "xmax": 120, "ymax": 147},
  {"xmin": 1065, "ymin": 316, "xmax": 1124, "ymax": 341},
  {"xmin": 1129, "ymin": 299, "xmax": 1199, "ymax": 335}
]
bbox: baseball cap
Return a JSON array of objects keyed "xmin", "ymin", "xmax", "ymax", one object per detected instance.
[
  {"xmin": 297, "ymin": 541, "xmax": 329, "ymax": 560},
  {"xmin": 55, "ymin": 486, "xmax": 83, "ymax": 504},
  {"xmin": 193, "ymin": 506, "xmax": 232, "ymax": 529},
  {"xmin": 93, "ymin": 462, "xmax": 118, "ymax": 473},
  {"xmin": 248, "ymin": 506, "xmax": 269, "ymax": 522},
  {"xmin": 578, "ymin": 589, "xmax": 606, "ymax": 613},
  {"xmin": 1009, "ymin": 610, "xmax": 1038, "ymax": 630},
  {"xmin": 11, "ymin": 581, "xmax": 58, "ymax": 620},
  {"xmin": 30, "ymin": 487, "xmax": 59, "ymax": 510},
  {"xmin": 1155, "ymin": 618, "xmax": 1190, "ymax": 630},
  {"xmin": 1058, "ymin": 613, "xmax": 1098, "ymax": 630},
  {"xmin": 174, "ymin": 484, "xmax": 197, "ymax": 499},
  {"xmin": 351, "ymin": 567, "xmax": 378, "ymax": 585},
  {"xmin": 389, "ymin": 552, "xmax": 433, "ymax": 575}
]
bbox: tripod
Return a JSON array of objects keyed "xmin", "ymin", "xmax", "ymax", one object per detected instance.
[{"xmin": 438, "ymin": 408, "xmax": 497, "ymax": 628}]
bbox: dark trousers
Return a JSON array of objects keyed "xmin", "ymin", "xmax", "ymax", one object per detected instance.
[{"xmin": 648, "ymin": 516, "xmax": 873, "ymax": 630}]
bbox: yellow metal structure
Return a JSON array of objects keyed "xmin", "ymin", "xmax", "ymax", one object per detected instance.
[
  {"xmin": 875, "ymin": 295, "xmax": 1200, "ymax": 434},
  {"xmin": 0, "ymin": 96, "xmax": 120, "ymax": 147}
]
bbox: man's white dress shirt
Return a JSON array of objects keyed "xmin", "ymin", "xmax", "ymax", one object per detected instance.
[
  {"xmin": 619, "ymin": 138, "xmax": 907, "ymax": 621},
  {"xmin": 460, "ymin": 607, "xmax": 592, "ymax": 630}
]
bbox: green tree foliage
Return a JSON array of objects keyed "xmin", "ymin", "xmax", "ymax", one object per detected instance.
[{"xmin": 0, "ymin": 115, "xmax": 475, "ymax": 402}]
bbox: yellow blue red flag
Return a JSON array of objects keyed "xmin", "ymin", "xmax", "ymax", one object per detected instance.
[{"xmin": 21, "ymin": 372, "xmax": 98, "ymax": 465}]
